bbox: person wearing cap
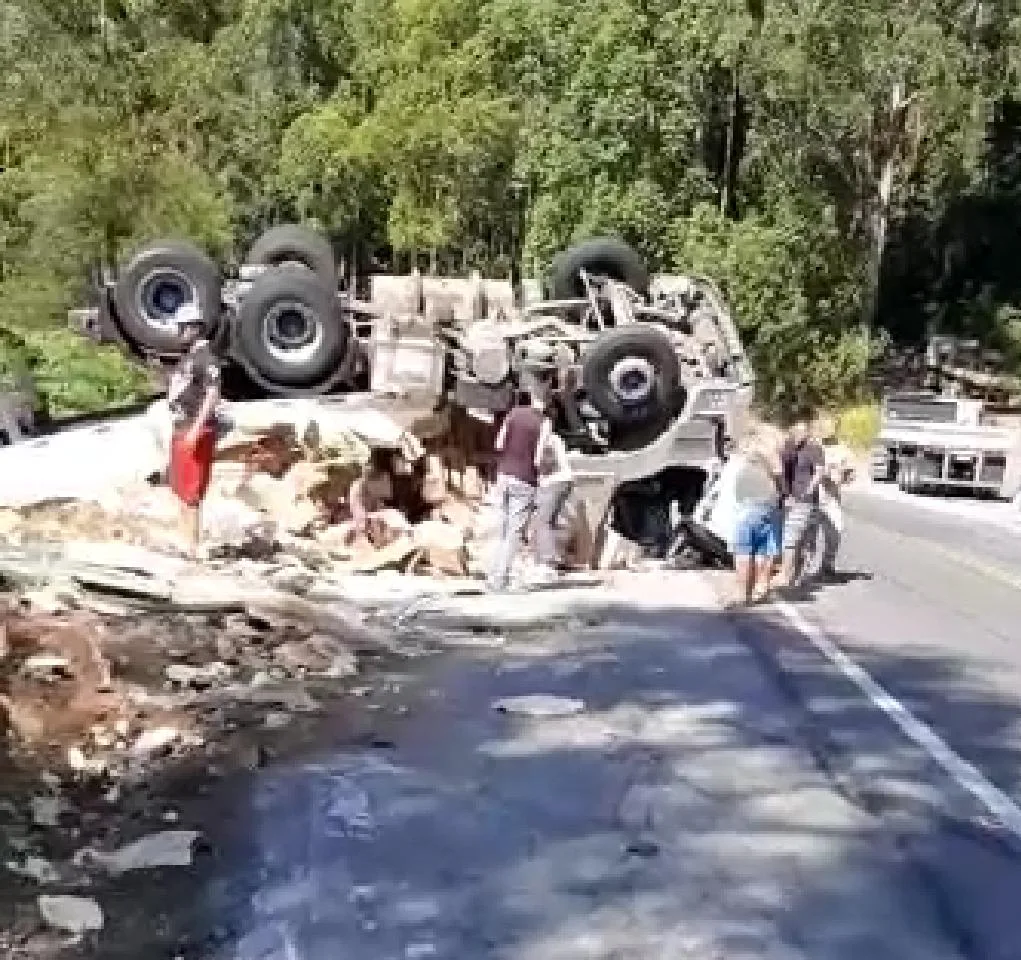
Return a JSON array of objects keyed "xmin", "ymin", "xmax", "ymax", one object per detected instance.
[{"xmin": 166, "ymin": 302, "xmax": 221, "ymax": 559}]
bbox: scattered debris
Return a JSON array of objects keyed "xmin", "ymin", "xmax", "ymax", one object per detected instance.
[
  {"xmin": 7, "ymin": 856, "xmax": 61, "ymax": 885},
  {"xmin": 405, "ymin": 943, "xmax": 439, "ymax": 959},
  {"xmin": 323, "ymin": 775, "xmax": 375, "ymax": 837},
  {"xmin": 625, "ymin": 837, "xmax": 660, "ymax": 858},
  {"xmin": 131, "ymin": 726, "xmax": 181, "ymax": 758},
  {"xmin": 492, "ymin": 694, "xmax": 586, "ymax": 718},
  {"xmin": 0, "ymin": 394, "xmax": 627, "ymax": 957},
  {"xmin": 30, "ymin": 793, "xmax": 61, "ymax": 828},
  {"xmin": 21, "ymin": 653, "xmax": 74, "ymax": 681},
  {"xmin": 37, "ymin": 894, "xmax": 104, "ymax": 935},
  {"xmin": 250, "ymin": 873, "xmax": 315, "ymax": 916},
  {"xmin": 75, "ymin": 829, "xmax": 203, "ymax": 874},
  {"xmin": 166, "ymin": 662, "xmax": 233, "ymax": 689}
]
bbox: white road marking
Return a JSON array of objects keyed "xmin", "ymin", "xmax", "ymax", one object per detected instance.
[{"xmin": 774, "ymin": 599, "xmax": 1021, "ymax": 840}]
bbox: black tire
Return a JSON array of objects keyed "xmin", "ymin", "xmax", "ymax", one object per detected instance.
[
  {"xmin": 235, "ymin": 267, "xmax": 349, "ymax": 388},
  {"xmin": 548, "ymin": 238, "xmax": 651, "ymax": 300},
  {"xmin": 113, "ymin": 241, "xmax": 221, "ymax": 354},
  {"xmin": 582, "ymin": 325, "xmax": 680, "ymax": 429},
  {"xmin": 897, "ymin": 460, "xmax": 919, "ymax": 494},
  {"xmin": 666, "ymin": 518, "xmax": 732, "ymax": 568},
  {"xmin": 248, "ymin": 225, "xmax": 337, "ymax": 287}
]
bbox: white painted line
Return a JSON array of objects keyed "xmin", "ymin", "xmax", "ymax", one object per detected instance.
[{"xmin": 774, "ymin": 599, "xmax": 1021, "ymax": 839}]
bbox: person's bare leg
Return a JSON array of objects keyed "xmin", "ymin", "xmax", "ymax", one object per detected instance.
[
  {"xmin": 179, "ymin": 503, "xmax": 201, "ymax": 559},
  {"xmin": 732, "ymin": 556, "xmax": 755, "ymax": 606},
  {"xmin": 752, "ymin": 556, "xmax": 776, "ymax": 602}
]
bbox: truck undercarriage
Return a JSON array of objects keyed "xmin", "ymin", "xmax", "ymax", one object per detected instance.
[{"xmin": 67, "ymin": 225, "xmax": 755, "ymax": 554}]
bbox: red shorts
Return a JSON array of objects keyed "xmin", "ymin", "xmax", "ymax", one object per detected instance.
[{"xmin": 169, "ymin": 426, "xmax": 217, "ymax": 507}]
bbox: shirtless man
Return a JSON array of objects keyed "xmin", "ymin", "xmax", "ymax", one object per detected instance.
[
  {"xmin": 166, "ymin": 302, "xmax": 221, "ymax": 559},
  {"xmin": 346, "ymin": 447, "xmax": 397, "ymax": 543}
]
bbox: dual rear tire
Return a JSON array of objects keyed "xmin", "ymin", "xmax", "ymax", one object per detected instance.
[
  {"xmin": 113, "ymin": 226, "xmax": 349, "ymax": 390},
  {"xmin": 114, "ymin": 232, "xmax": 682, "ymax": 423},
  {"xmin": 550, "ymin": 237, "xmax": 682, "ymax": 435},
  {"xmin": 897, "ymin": 459, "xmax": 922, "ymax": 494}
]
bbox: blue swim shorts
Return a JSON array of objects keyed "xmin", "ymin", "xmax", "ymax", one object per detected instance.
[{"xmin": 733, "ymin": 503, "xmax": 782, "ymax": 559}]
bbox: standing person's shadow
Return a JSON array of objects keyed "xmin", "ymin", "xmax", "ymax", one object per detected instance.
[{"xmin": 780, "ymin": 521, "xmax": 873, "ymax": 601}]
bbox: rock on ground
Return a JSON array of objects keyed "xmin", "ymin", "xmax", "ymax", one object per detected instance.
[
  {"xmin": 75, "ymin": 830, "xmax": 202, "ymax": 875},
  {"xmin": 37, "ymin": 895, "xmax": 103, "ymax": 935}
]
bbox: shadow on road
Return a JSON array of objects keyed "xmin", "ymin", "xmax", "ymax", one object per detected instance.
[{"xmin": 13, "ymin": 600, "xmax": 1021, "ymax": 960}]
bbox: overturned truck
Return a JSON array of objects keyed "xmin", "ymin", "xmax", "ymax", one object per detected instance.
[{"xmin": 69, "ymin": 225, "xmax": 754, "ymax": 549}]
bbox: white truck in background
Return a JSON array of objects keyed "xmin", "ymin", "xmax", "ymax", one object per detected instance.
[
  {"xmin": 870, "ymin": 390, "xmax": 1021, "ymax": 499},
  {"xmin": 66, "ymin": 226, "xmax": 755, "ymax": 554}
]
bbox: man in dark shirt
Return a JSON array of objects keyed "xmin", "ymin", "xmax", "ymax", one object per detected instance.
[
  {"xmin": 780, "ymin": 419, "xmax": 826, "ymax": 587},
  {"xmin": 486, "ymin": 389, "xmax": 549, "ymax": 591}
]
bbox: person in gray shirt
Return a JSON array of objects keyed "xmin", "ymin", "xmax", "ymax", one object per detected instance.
[{"xmin": 729, "ymin": 433, "xmax": 785, "ymax": 607}]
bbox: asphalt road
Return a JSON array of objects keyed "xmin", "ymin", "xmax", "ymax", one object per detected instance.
[
  {"xmin": 128, "ymin": 574, "xmax": 971, "ymax": 960},
  {"xmin": 742, "ymin": 482, "xmax": 1021, "ymax": 960},
  {"xmin": 800, "ymin": 483, "xmax": 1021, "ymax": 805},
  {"xmin": 67, "ymin": 486, "xmax": 1021, "ymax": 960}
]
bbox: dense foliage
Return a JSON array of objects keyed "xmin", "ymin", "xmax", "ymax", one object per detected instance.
[{"xmin": 1, "ymin": 0, "xmax": 1020, "ymax": 415}]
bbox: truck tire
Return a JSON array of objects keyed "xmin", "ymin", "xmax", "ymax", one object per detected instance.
[
  {"xmin": 113, "ymin": 242, "xmax": 221, "ymax": 354},
  {"xmin": 897, "ymin": 460, "xmax": 920, "ymax": 494},
  {"xmin": 548, "ymin": 238, "xmax": 651, "ymax": 301},
  {"xmin": 235, "ymin": 267, "xmax": 349, "ymax": 388},
  {"xmin": 247, "ymin": 225, "xmax": 337, "ymax": 287},
  {"xmin": 582, "ymin": 325, "xmax": 680, "ymax": 429}
]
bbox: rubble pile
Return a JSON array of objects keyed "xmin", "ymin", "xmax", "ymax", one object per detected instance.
[
  {"xmin": 0, "ymin": 587, "xmax": 381, "ymax": 773},
  {"xmin": 0, "ymin": 398, "xmax": 486, "ymax": 577},
  {"xmin": 0, "ymin": 568, "xmax": 402, "ymax": 944},
  {"xmin": 0, "ymin": 396, "xmax": 598, "ymax": 767},
  {"xmin": 0, "ymin": 396, "xmax": 607, "ymax": 952}
]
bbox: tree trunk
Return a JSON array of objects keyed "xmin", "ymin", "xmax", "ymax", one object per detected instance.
[
  {"xmin": 720, "ymin": 62, "xmax": 741, "ymax": 218},
  {"xmin": 861, "ymin": 79, "xmax": 907, "ymax": 343}
]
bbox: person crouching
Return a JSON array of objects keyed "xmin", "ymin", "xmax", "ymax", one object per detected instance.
[
  {"xmin": 345, "ymin": 447, "xmax": 397, "ymax": 546},
  {"xmin": 167, "ymin": 302, "xmax": 221, "ymax": 560}
]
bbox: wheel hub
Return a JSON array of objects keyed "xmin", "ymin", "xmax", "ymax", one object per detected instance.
[
  {"xmin": 608, "ymin": 356, "xmax": 656, "ymax": 404},
  {"xmin": 137, "ymin": 269, "xmax": 197, "ymax": 330},
  {"xmin": 262, "ymin": 301, "xmax": 324, "ymax": 365}
]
